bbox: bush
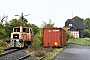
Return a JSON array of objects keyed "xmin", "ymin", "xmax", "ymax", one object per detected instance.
[
  {"xmin": 31, "ymin": 35, "xmax": 42, "ymax": 49},
  {"xmin": 0, "ymin": 39, "xmax": 6, "ymax": 48},
  {"xmin": 84, "ymin": 29, "xmax": 90, "ymax": 38},
  {"xmin": 31, "ymin": 28, "xmax": 43, "ymax": 48},
  {"xmin": 0, "ymin": 49, "xmax": 4, "ymax": 55},
  {"xmin": 63, "ymin": 27, "xmax": 74, "ymax": 41},
  {"xmin": 0, "ymin": 39, "xmax": 5, "ymax": 55}
]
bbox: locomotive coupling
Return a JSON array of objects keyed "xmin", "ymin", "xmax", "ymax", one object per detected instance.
[
  {"xmin": 19, "ymin": 43, "xmax": 24, "ymax": 48},
  {"xmin": 6, "ymin": 43, "xmax": 11, "ymax": 48},
  {"xmin": 19, "ymin": 39, "xmax": 24, "ymax": 48},
  {"xmin": 6, "ymin": 40, "xmax": 11, "ymax": 48}
]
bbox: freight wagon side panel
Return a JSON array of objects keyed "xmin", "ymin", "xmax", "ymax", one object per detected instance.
[
  {"xmin": 63, "ymin": 29, "xmax": 67, "ymax": 45},
  {"xmin": 60, "ymin": 28, "xmax": 67, "ymax": 47},
  {"xmin": 61, "ymin": 28, "xmax": 66, "ymax": 46},
  {"xmin": 60, "ymin": 29, "xmax": 63, "ymax": 47},
  {"xmin": 53, "ymin": 29, "xmax": 61, "ymax": 47}
]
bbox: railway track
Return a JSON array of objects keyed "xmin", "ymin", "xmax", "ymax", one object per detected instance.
[
  {"xmin": 18, "ymin": 55, "xmax": 30, "ymax": 60},
  {"xmin": 4, "ymin": 48, "xmax": 12, "ymax": 51},
  {"xmin": 0, "ymin": 47, "xmax": 45, "ymax": 60},
  {"xmin": 0, "ymin": 48, "xmax": 20, "ymax": 57},
  {"xmin": 0, "ymin": 48, "xmax": 32, "ymax": 60}
]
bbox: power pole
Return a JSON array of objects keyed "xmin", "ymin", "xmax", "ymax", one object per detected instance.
[
  {"xmin": 15, "ymin": 12, "xmax": 30, "ymax": 26},
  {"xmin": 21, "ymin": 12, "xmax": 24, "ymax": 26}
]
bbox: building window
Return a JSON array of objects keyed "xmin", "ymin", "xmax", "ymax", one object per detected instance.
[{"xmin": 69, "ymin": 24, "xmax": 72, "ymax": 26}]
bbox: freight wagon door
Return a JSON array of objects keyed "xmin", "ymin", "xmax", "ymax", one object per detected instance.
[
  {"xmin": 43, "ymin": 28, "xmax": 61, "ymax": 47},
  {"xmin": 53, "ymin": 29, "xmax": 60, "ymax": 47}
]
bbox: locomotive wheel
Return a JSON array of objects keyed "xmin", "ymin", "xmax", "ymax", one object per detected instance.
[
  {"xmin": 28, "ymin": 41, "xmax": 31, "ymax": 45},
  {"xmin": 24, "ymin": 42, "xmax": 28, "ymax": 48}
]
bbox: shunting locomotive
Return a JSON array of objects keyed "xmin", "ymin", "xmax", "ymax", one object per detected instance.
[{"xmin": 6, "ymin": 26, "xmax": 32, "ymax": 48}]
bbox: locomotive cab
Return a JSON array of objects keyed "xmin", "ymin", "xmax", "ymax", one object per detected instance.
[{"xmin": 6, "ymin": 26, "xmax": 32, "ymax": 48}]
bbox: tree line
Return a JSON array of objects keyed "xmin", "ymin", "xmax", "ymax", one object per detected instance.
[{"xmin": 0, "ymin": 15, "xmax": 90, "ymax": 41}]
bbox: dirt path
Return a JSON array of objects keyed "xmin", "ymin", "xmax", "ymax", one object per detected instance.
[{"xmin": 52, "ymin": 44, "xmax": 90, "ymax": 60}]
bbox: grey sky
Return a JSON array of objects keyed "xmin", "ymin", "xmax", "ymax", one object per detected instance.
[{"xmin": 0, "ymin": 0, "xmax": 90, "ymax": 27}]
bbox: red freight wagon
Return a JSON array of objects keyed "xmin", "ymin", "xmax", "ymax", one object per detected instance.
[{"xmin": 43, "ymin": 28, "xmax": 66, "ymax": 47}]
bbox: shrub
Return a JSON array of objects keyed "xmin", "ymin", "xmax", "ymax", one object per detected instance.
[
  {"xmin": 31, "ymin": 28, "xmax": 43, "ymax": 48},
  {"xmin": 63, "ymin": 27, "xmax": 74, "ymax": 41}
]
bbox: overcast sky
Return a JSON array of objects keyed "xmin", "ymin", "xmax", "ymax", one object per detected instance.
[{"xmin": 0, "ymin": 0, "xmax": 90, "ymax": 27}]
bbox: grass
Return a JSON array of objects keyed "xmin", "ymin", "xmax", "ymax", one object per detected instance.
[
  {"xmin": 43, "ymin": 46, "xmax": 66, "ymax": 60},
  {"xmin": 26, "ymin": 46, "xmax": 67, "ymax": 60},
  {"xmin": 0, "ymin": 48, "xmax": 4, "ymax": 55},
  {"xmin": 68, "ymin": 38, "xmax": 90, "ymax": 46},
  {"xmin": 0, "ymin": 39, "xmax": 6, "ymax": 54}
]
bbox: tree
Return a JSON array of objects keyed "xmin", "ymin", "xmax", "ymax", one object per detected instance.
[
  {"xmin": 84, "ymin": 29, "xmax": 90, "ymax": 38},
  {"xmin": 10, "ymin": 17, "xmax": 28, "ymax": 27},
  {"xmin": 41, "ymin": 19, "xmax": 54, "ymax": 28},
  {"xmin": 27, "ymin": 23, "xmax": 39, "ymax": 35},
  {"xmin": 0, "ymin": 15, "xmax": 8, "ymax": 39},
  {"xmin": 84, "ymin": 18, "xmax": 90, "ymax": 38},
  {"xmin": 72, "ymin": 16, "xmax": 81, "ymax": 20},
  {"xmin": 0, "ymin": 27, "xmax": 6, "ymax": 39},
  {"xmin": 4, "ymin": 22, "xmax": 11, "ymax": 38},
  {"xmin": 84, "ymin": 18, "xmax": 90, "ymax": 30}
]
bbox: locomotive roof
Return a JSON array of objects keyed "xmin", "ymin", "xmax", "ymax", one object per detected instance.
[{"xmin": 14, "ymin": 26, "xmax": 29, "ymax": 28}]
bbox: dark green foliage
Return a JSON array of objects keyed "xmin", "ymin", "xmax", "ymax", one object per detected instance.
[
  {"xmin": 31, "ymin": 28, "xmax": 43, "ymax": 48},
  {"xmin": 27, "ymin": 23, "xmax": 39, "ymax": 35},
  {"xmin": 0, "ymin": 24, "xmax": 7, "ymax": 39},
  {"xmin": 41, "ymin": 19, "xmax": 54, "ymax": 28},
  {"xmin": 72, "ymin": 16, "xmax": 81, "ymax": 20},
  {"xmin": 10, "ymin": 17, "xmax": 28, "ymax": 27},
  {"xmin": 84, "ymin": 18, "xmax": 90, "ymax": 37},
  {"xmin": 84, "ymin": 29, "xmax": 90, "ymax": 38},
  {"xmin": 84, "ymin": 18, "xmax": 90, "ymax": 30}
]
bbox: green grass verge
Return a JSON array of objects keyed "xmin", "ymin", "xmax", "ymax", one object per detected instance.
[
  {"xmin": 68, "ymin": 38, "xmax": 90, "ymax": 46},
  {"xmin": 0, "ymin": 39, "xmax": 6, "ymax": 54},
  {"xmin": 43, "ymin": 46, "xmax": 66, "ymax": 60}
]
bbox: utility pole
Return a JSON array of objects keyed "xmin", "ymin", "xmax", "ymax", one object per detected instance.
[
  {"xmin": 21, "ymin": 12, "xmax": 23, "ymax": 26},
  {"xmin": 15, "ymin": 12, "xmax": 30, "ymax": 26}
]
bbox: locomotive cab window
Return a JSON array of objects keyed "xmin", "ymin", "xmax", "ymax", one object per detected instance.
[
  {"xmin": 14, "ymin": 28, "xmax": 20, "ymax": 32},
  {"xmin": 30, "ymin": 28, "xmax": 32, "ymax": 33},
  {"xmin": 23, "ymin": 28, "xmax": 29, "ymax": 33}
]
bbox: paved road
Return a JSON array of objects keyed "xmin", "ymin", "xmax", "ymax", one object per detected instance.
[{"xmin": 52, "ymin": 44, "xmax": 90, "ymax": 60}]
